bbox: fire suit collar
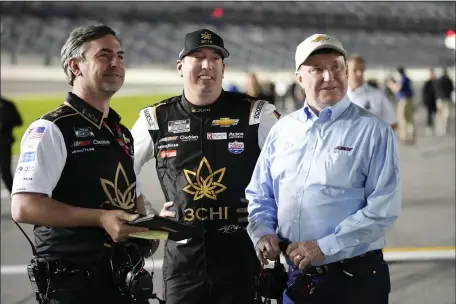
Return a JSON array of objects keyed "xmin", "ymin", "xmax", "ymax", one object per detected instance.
[
  {"xmin": 64, "ymin": 92, "xmax": 121, "ymax": 129},
  {"xmin": 180, "ymin": 90, "xmax": 227, "ymax": 116}
]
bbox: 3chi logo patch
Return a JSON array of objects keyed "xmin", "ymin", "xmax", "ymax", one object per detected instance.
[
  {"xmin": 100, "ymin": 163, "xmax": 136, "ymax": 210},
  {"xmin": 183, "ymin": 157, "xmax": 227, "ymax": 200}
]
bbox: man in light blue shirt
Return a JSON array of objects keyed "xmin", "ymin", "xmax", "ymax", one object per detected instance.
[{"xmin": 246, "ymin": 34, "xmax": 401, "ymax": 304}]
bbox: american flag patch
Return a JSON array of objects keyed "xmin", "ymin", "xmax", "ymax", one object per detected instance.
[{"xmin": 27, "ymin": 127, "xmax": 46, "ymax": 139}]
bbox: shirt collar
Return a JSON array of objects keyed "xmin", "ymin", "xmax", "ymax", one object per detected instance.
[
  {"xmin": 180, "ymin": 90, "xmax": 227, "ymax": 116},
  {"xmin": 64, "ymin": 92, "xmax": 121, "ymax": 129},
  {"xmin": 303, "ymin": 95, "xmax": 351, "ymax": 123},
  {"xmin": 303, "ymin": 102, "xmax": 318, "ymax": 122}
]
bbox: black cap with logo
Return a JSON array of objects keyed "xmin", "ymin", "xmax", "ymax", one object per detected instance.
[{"xmin": 178, "ymin": 29, "xmax": 230, "ymax": 60}]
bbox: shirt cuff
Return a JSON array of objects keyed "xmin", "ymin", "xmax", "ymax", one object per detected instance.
[
  {"xmin": 317, "ymin": 233, "xmax": 342, "ymax": 256},
  {"xmin": 11, "ymin": 186, "xmax": 51, "ymax": 198},
  {"xmin": 247, "ymin": 223, "xmax": 277, "ymax": 249}
]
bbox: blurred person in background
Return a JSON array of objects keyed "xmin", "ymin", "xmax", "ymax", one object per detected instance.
[
  {"xmin": 387, "ymin": 66, "xmax": 415, "ymax": 144},
  {"xmin": 10, "ymin": 24, "xmax": 157, "ymax": 304},
  {"xmin": 131, "ymin": 28, "xmax": 280, "ymax": 304},
  {"xmin": 288, "ymin": 81, "xmax": 306, "ymax": 110},
  {"xmin": 434, "ymin": 67, "xmax": 454, "ymax": 136},
  {"xmin": 226, "ymin": 83, "xmax": 240, "ymax": 93},
  {"xmin": 383, "ymin": 77, "xmax": 397, "ymax": 104},
  {"xmin": 246, "ymin": 72, "xmax": 263, "ymax": 98},
  {"xmin": 0, "ymin": 96, "xmax": 23, "ymax": 195},
  {"xmin": 422, "ymin": 68, "xmax": 438, "ymax": 136},
  {"xmin": 347, "ymin": 55, "xmax": 397, "ymax": 129},
  {"xmin": 245, "ymin": 72, "xmax": 276, "ymax": 104},
  {"xmin": 247, "ymin": 33, "xmax": 400, "ymax": 304},
  {"xmin": 262, "ymin": 81, "xmax": 276, "ymax": 105}
]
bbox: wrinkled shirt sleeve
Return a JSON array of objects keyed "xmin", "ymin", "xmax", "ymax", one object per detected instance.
[{"xmin": 246, "ymin": 129, "xmax": 278, "ymax": 247}]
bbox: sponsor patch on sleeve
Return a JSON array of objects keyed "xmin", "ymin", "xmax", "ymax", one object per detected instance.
[
  {"xmin": 249, "ymin": 100, "xmax": 267, "ymax": 125},
  {"xmin": 143, "ymin": 107, "xmax": 159, "ymax": 130},
  {"xmin": 20, "ymin": 151, "xmax": 36, "ymax": 163}
]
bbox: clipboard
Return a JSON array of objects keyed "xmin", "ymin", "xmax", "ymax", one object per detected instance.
[{"xmin": 128, "ymin": 213, "xmax": 203, "ymax": 242}]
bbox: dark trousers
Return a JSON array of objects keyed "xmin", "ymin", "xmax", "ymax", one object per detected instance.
[
  {"xmin": 164, "ymin": 276, "xmax": 258, "ymax": 304},
  {"xmin": 37, "ymin": 261, "xmax": 148, "ymax": 304},
  {"xmin": 283, "ymin": 254, "xmax": 391, "ymax": 304},
  {"xmin": 0, "ymin": 140, "xmax": 13, "ymax": 193},
  {"xmin": 426, "ymin": 106, "xmax": 436, "ymax": 128}
]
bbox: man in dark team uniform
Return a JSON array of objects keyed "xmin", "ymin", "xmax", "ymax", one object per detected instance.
[
  {"xmin": 132, "ymin": 29, "xmax": 280, "ymax": 304},
  {"xmin": 11, "ymin": 25, "xmax": 156, "ymax": 304}
]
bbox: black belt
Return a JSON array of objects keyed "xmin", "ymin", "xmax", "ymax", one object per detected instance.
[
  {"xmin": 305, "ymin": 249, "xmax": 383, "ymax": 276},
  {"xmin": 37, "ymin": 257, "xmax": 111, "ymax": 277}
]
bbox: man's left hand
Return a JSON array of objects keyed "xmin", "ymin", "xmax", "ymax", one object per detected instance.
[{"xmin": 286, "ymin": 240, "xmax": 325, "ymax": 270}]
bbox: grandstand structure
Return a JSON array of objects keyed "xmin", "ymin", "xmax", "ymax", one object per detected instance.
[{"xmin": 1, "ymin": 1, "xmax": 455, "ymax": 70}]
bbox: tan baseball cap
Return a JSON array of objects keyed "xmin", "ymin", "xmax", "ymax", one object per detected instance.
[{"xmin": 295, "ymin": 34, "xmax": 347, "ymax": 71}]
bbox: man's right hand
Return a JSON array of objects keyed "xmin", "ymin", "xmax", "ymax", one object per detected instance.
[
  {"xmin": 255, "ymin": 234, "xmax": 281, "ymax": 265},
  {"xmin": 99, "ymin": 210, "xmax": 149, "ymax": 243},
  {"xmin": 160, "ymin": 201, "xmax": 176, "ymax": 218}
]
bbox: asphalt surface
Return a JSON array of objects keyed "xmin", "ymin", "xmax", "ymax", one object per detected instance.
[{"xmin": 1, "ymin": 81, "xmax": 455, "ymax": 304}]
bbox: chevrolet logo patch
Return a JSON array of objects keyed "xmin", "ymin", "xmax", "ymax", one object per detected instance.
[
  {"xmin": 312, "ymin": 35, "xmax": 330, "ymax": 43},
  {"xmin": 211, "ymin": 118, "xmax": 239, "ymax": 127}
]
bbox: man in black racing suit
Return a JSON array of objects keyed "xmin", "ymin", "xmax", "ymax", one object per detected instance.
[{"xmin": 131, "ymin": 29, "xmax": 280, "ymax": 304}]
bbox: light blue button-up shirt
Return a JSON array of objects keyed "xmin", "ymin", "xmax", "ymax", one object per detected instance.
[{"xmin": 246, "ymin": 96, "xmax": 401, "ymax": 266}]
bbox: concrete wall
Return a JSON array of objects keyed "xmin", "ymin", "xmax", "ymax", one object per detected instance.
[{"xmin": 2, "ymin": 64, "xmax": 454, "ymax": 87}]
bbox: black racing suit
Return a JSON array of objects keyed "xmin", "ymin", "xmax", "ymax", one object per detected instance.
[{"xmin": 133, "ymin": 90, "xmax": 279, "ymax": 304}]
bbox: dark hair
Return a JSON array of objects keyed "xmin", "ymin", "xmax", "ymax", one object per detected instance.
[
  {"xmin": 60, "ymin": 24, "xmax": 120, "ymax": 86},
  {"xmin": 397, "ymin": 66, "xmax": 405, "ymax": 75}
]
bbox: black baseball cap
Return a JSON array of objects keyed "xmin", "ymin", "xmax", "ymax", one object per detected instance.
[{"xmin": 178, "ymin": 29, "xmax": 229, "ymax": 60}]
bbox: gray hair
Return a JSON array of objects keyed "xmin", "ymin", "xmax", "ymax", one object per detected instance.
[{"xmin": 60, "ymin": 24, "xmax": 120, "ymax": 86}]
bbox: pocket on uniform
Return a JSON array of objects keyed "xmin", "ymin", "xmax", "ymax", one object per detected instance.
[{"xmin": 321, "ymin": 150, "xmax": 355, "ymax": 185}]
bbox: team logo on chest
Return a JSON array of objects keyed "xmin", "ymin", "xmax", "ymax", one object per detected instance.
[
  {"xmin": 100, "ymin": 163, "xmax": 136, "ymax": 210},
  {"xmin": 183, "ymin": 157, "xmax": 227, "ymax": 200}
]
